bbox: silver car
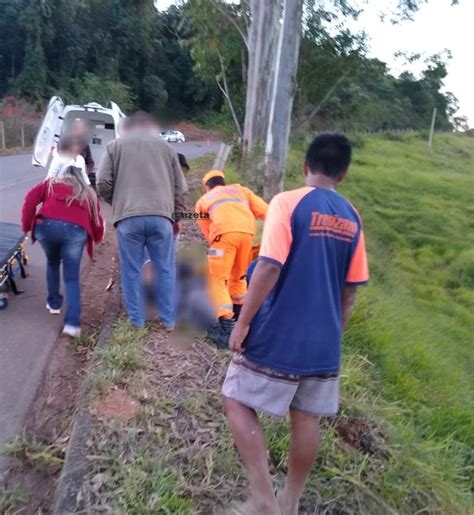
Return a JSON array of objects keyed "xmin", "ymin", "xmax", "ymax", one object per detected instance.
[{"xmin": 160, "ymin": 130, "xmax": 185, "ymax": 143}]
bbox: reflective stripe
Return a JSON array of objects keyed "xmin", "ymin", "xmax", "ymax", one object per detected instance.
[
  {"xmin": 231, "ymin": 294, "xmax": 246, "ymax": 302},
  {"xmin": 208, "ymin": 248, "xmax": 224, "ymax": 257},
  {"xmin": 209, "ymin": 197, "xmax": 249, "ymax": 215},
  {"xmin": 219, "ymin": 304, "xmax": 234, "ymax": 311}
]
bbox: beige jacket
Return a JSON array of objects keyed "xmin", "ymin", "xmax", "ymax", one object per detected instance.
[{"xmin": 97, "ymin": 131, "xmax": 188, "ymax": 225}]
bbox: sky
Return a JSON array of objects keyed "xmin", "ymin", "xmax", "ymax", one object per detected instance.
[{"xmin": 155, "ymin": 0, "xmax": 473, "ymax": 125}]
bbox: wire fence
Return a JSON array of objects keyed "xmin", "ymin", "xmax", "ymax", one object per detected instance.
[{"xmin": 0, "ymin": 119, "xmax": 40, "ymax": 150}]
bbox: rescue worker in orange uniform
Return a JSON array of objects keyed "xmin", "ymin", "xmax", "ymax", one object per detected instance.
[{"xmin": 195, "ymin": 170, "xmax": 268, "ymax": 346}]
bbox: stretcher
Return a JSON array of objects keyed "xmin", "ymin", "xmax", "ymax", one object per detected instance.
[{"xmin": 0, "ymin": 222, "xmax": 29, "ymax": 310}]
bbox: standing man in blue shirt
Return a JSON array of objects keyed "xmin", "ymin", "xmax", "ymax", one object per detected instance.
[{"xmin": 222, "ymin": 134, "xmax": 369, "ymax": 515}]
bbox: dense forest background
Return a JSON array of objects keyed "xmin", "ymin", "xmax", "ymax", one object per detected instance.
[{"xmin": 0, "ymin": 0, "xmax": 463, "ymax": 132}]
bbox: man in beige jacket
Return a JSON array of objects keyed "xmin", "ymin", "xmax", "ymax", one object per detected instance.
[{"xmin": 97, "ymin": 112, "xmax": 188, "ymax": 330}]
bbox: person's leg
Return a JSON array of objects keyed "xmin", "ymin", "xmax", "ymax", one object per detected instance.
[
  {"xmin": 208, "ymin": 234, "xmax": 236, "ymax": 319},
  {"xmin": 277, "ymin": 409, "xmax": 321, "ymax": 515},
  {"xmin": 35, "ymin": 219, "xmax": 63, "ymax": 310},
  {"xmin": 229, "ymin": 233, "xmax": 253, "ymax": 319},
  {"xmin": 144, "ymin": 216, "xmax": 176, "ymax": 329},
  {"xmin": 116, "ymin": 217, "xmax": 146, "ymax": 327},
  {"xmin": 61, "ymin": 224, "xmax": 87, "ymax": 328},
  {"xmin": 223, "ymin": 396, "xmax": 280, "ymax": 515}
]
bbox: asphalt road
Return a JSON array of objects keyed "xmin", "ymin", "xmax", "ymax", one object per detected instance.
[{"xmin": 0, "ymin": 141, "xmax": 220, "ymax": 478}]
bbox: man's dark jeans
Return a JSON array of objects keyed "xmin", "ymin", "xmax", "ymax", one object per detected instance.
[{"xmin": 35, "ymin": 218, "xmax": 87, "ymax": 327}]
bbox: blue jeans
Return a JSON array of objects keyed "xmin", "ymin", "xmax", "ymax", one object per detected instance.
[
  {"xmin": 116, "ymin": 215, "xmax": 176, "ymax": 328},
  {"xmin": 35, "ymin": 218, "xmax": 87, "ymax": 327}
]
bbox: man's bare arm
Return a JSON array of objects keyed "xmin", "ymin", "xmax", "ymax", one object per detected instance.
[
  {"xmin": 342, "ymin": 284, "xmax": 358, "ymax": 329},
  {"xmin": 229, "ymin": 260, "xmax": 281, "ymax": 352}
]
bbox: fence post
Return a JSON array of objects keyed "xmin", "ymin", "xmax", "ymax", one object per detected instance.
[
  {"xmin": 20, "ymin": 125, "xmax": 25, "ymax": 148},
  {"xmin": 428, "ymin": 108, "xmax": 437, "ymax": 148},
  {"xmin": 0, "ymin": 121, "xmax": 5, "ymax": 150}
]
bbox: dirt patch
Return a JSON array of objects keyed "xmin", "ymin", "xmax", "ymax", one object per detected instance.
[
  {"xmin": 335, "ymin": 416, "xmax": 371, "ymax": 450},
  {"xmin": 335, "ymin": 415, "xmax": 390, "ymax": 459},
  {"xmin": 174, "ymin": 121, "xmax": 221, "ymax": 142},
  {"xmin": 2, "ymin": 231, "xmax": 120, "ymax": 514},
  {"xmin": 90, "ymin": 387, "xmax": 138, "ymax": 421}
]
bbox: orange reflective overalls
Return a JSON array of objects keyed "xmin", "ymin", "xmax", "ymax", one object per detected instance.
[{"xmin": 195, "ymin": 184, "xmax": 268, "ymax": 318}]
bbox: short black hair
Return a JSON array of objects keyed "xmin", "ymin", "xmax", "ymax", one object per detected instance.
[
  {"xmin": 206, "ymin": 176, "xmax": 226, "ymax": 189},
  {"xmin": 178, "ymin": 153, "xmax": 190, "ymax": 171},
  {"xmin": 305, "ymin": 133, "xmax": 352, "ymax": 179},
  {"xmin": 129, "ymin": 111, "xmax": 157, "ymax": 128}
]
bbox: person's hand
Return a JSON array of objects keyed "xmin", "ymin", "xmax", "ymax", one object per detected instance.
[
  {"xmin": 173, "ymin": 221, "xmax": 181, "ymax": 236},
  {"xmin": 229, "ymin": 321, "xmax": 250, "ymax": 353}
]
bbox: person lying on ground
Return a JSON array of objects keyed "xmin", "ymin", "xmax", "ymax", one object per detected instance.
[
  {"xmin": 47, "ymin": 135, "xmax": 91, "ymax": 186},
  {"xmin": 222, "ymin": 133, "xmax": 369, "ymax": 515},
  {"xmin": 96, "ymin": 111, "xmax": 188, "ymax": 332},
  {"xmin": 195, "ymin": 170, "xmax": 268, "ymax": 348},
  {"xmin": 21, "ymin": 166, "xmax": 105, "ymax": 338}
]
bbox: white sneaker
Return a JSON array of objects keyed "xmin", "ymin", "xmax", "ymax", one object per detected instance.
[
  {"xmin": 46, "ymin": 303, "xmax": 61, "ymax": 315},
  {"xmin": 63, "ymin": 325, "xmax": 81, "ymax": 338}
]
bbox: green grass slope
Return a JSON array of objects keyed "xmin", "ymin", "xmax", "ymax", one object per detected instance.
[
  {"xmin": 285, "ymin": 132, "xmax": 474, "ymax": 511},
  {"xmin": 45, "ymin": 140, "xmax": 472, "ymax": 515}
]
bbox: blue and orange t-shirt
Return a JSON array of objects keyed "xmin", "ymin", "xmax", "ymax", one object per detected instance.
[{"xmin": 243, "ymin": 186, "xmax": 369, "ymax": 376}]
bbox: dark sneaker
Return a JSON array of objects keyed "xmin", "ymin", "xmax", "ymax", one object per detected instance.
[{"xmin": 206, "ymin": 317, "xmax": 235, "ymax": 349}]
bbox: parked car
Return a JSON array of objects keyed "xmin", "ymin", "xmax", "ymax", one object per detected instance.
[
  {"xmin": 160, "ymin": 130, "xmax": 185, "ymax": 143},
  {"xmin": 32, "ymin": 97, "xmax": 126, "ymax": 183}
]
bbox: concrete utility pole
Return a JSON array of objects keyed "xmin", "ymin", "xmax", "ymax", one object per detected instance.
[{"xmin": 428, "ymin": 107, "xmax": 437, "ymax": 148}]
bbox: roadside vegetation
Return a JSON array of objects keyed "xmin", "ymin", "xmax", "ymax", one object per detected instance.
[
  {"xmin": 1, "ymin": 1, "xmax": 463, "ymax": 132},
  {"xmin": 77, "ymin": 137, "xmax": 473, "ymax": 514}
]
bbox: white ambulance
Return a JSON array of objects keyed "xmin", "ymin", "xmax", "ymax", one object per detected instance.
[{"xmin": 32, "ymin": 97, "xmax": 126, "ymax": 170}]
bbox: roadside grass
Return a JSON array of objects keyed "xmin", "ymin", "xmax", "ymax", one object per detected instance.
[
  {"xmin": 80, "ymin": 321, "xmax": 469, "ymax": 513},
  {"xmin": 0, "ymin": 486, "xmax": 26, "ymax": 514},
  {"xmin": 286, "ymin": 132, "xmax": 474, "ymax": 509},
  {"xmin": 84, "ymin": 320, "xmax": 148, "ymax": 398},
  {"xmin": 78, "ymin": 142, "xmax": 472, "ymax": 513},
  {"xmin": 4, "ymin": 432, "xmax": 64, "ymax": 472}
]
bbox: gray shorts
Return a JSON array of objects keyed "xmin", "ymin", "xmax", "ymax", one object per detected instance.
[{"xmin": 222, "ymin": 354, "xmax": 339, "ymax": 418}]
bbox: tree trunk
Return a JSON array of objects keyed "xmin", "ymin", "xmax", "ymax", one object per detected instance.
[
  {"xmin": 264, "ymin": 0, "xmax": 304, "ymax": 199},
  {"xmin": 242, "ymin": 0, "xmax": 281, "ymax": 152},
  {"xmin": 216, "ymin": 53, "xmax": 243, "ymax": 136}
]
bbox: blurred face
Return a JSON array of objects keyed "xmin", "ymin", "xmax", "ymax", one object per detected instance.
[
  {"xmin": 66, "ymin": 142, "xmax": 82, "ymax": 156},
  {"xmin": 71, "ymin": 120, "xmax": 88, "ymax": 139}
]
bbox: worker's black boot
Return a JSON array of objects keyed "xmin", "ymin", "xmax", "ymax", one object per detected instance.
[
  {"xmin": 206, "ymin": 317, "xmax": 235, "ymax": 349},
  {"xmin": 206, "ymin": 319, "xmax": 220, "ymax": 342},
  {"xmin": 233, "ymin": 303, "xmax": 242, "ymax": 320}
]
